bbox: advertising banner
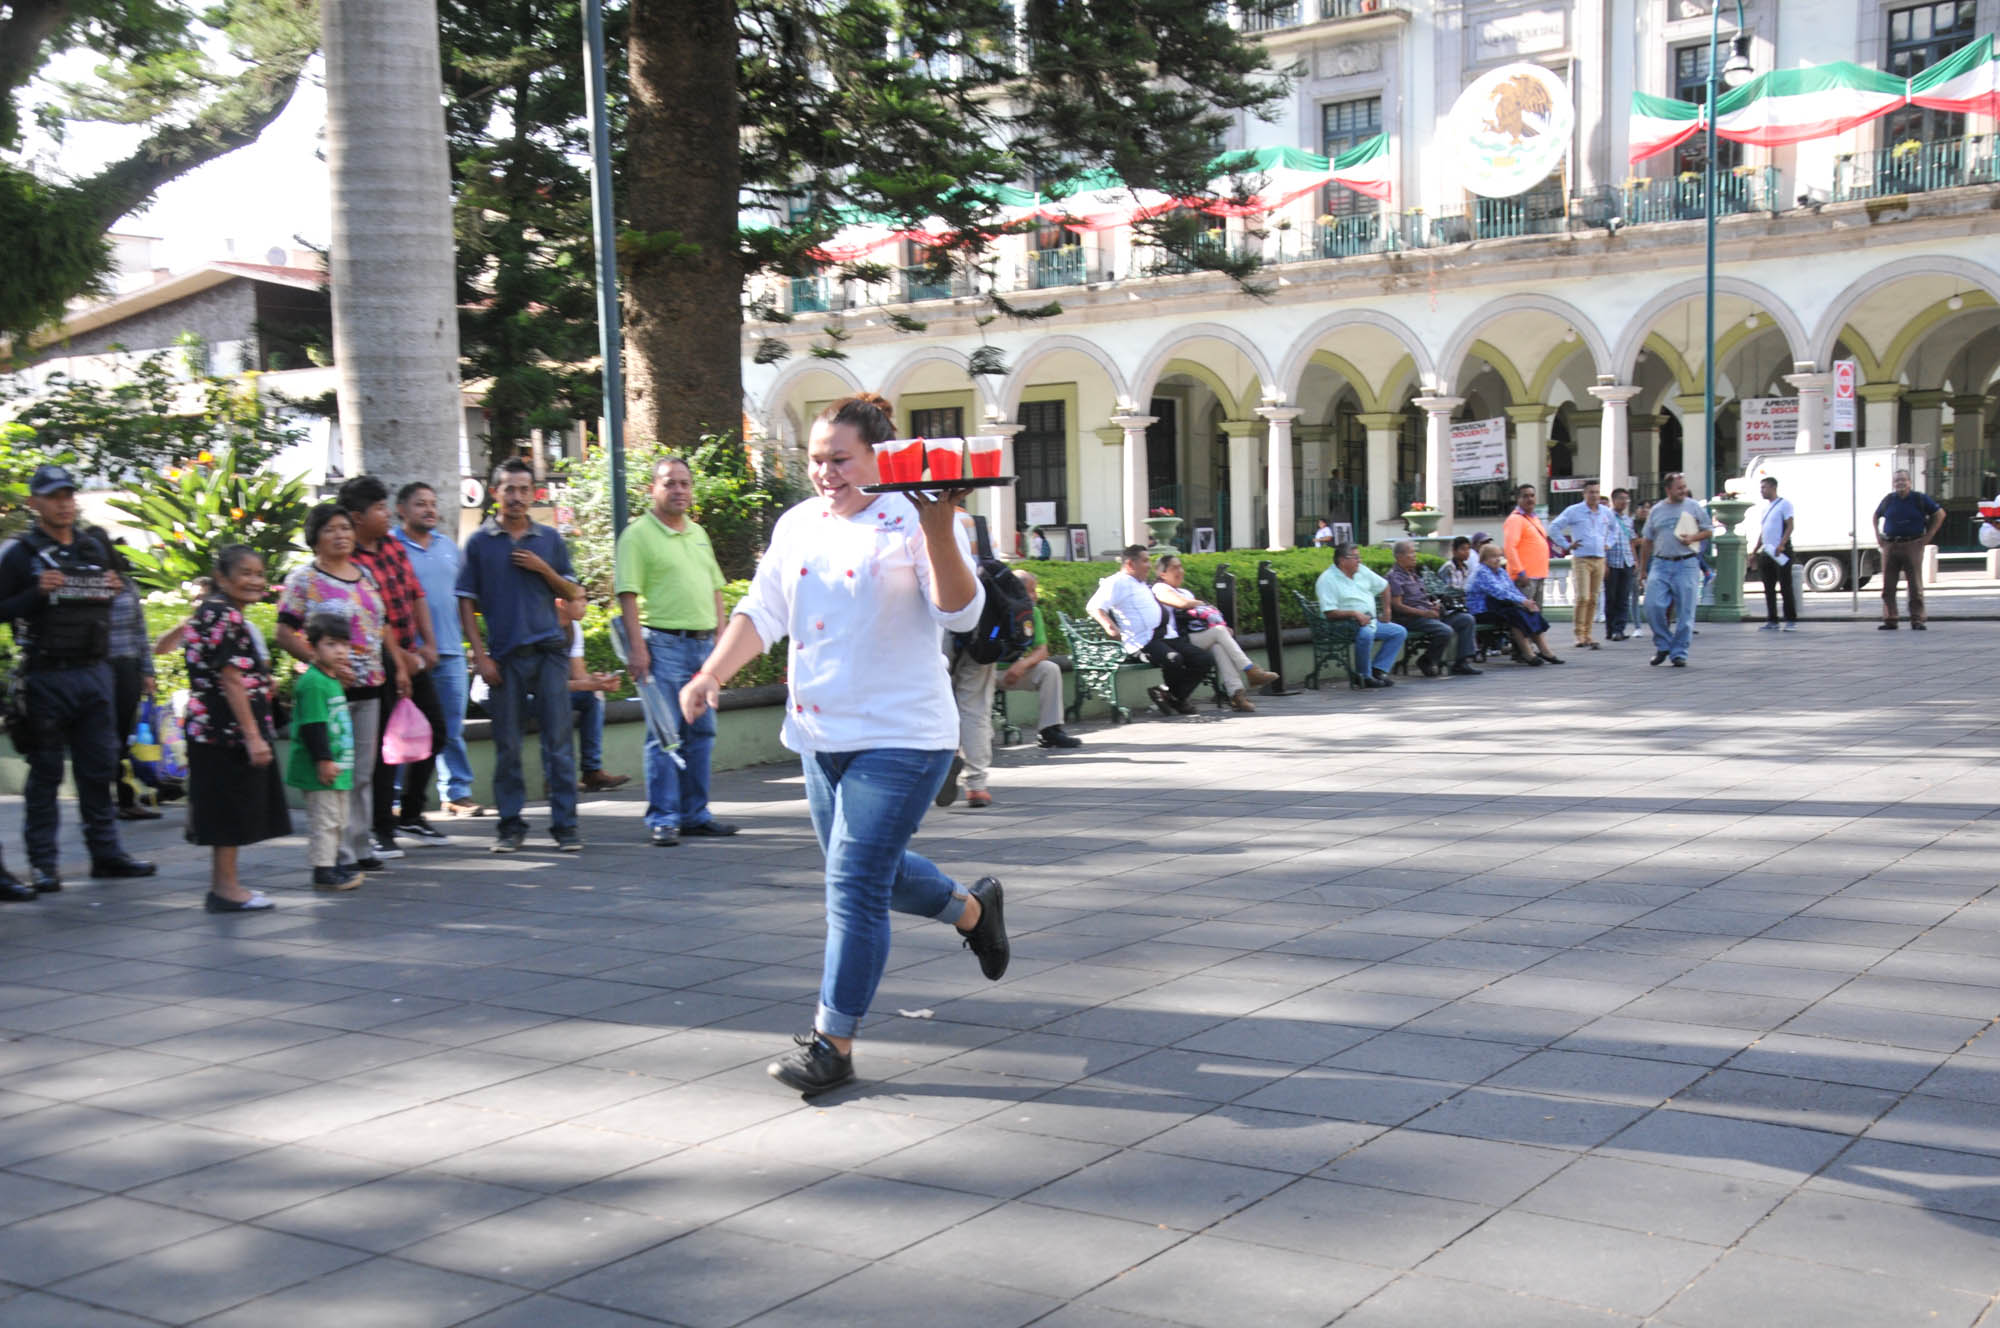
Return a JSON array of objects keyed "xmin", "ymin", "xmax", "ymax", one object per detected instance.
[
  {"xmin": 1451, "ymin": 417, "xmax": 1510, "ymax": 483},
  {"xmin": 1740, "ymin": 397, "xmax": 1800, "ymax": 458}
]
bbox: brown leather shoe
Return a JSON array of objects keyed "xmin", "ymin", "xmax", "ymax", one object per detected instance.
[
  {"xmin": 1230, "ymin": 690, "xmax": 1256, "ymax": 712},
  {"xmin": 578, "ymin": 770, "xmax": 630, "ymax": 792},
  {"xmin": 1245, "ymin": 667, "xmax": 1279, "ymax": 687}
]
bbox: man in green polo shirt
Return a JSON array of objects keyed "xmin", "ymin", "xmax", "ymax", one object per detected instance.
[{"xmin": 615, "ymin": 456, "xmax": 735, "ymax": 847}]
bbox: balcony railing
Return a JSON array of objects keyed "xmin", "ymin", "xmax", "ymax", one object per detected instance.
[
  {"xmin": 900, "ymin": 265, "xmax": 967, "ymax": 302},
  {"xmin": 1617, "ymin": 167, "xmax": 1782, "ymax": 223},
  {"xmin": 1237, "ymin": 0, "xmax": 1400, "ymax": 30},
  {"xmin": 1023, "ymin": 245, "xmax": 1088, "ymax": 289},
  {"xmin": 1833, "ymin": 134, "xmax": 1997, "ymax": 201},
  {"xmin": 1315, "ymin": 214, "xmax": 1387, "ymax": 258},
  {"xmin": 790, "ymin": 275, "xmax": 833, "ymax": 314}
]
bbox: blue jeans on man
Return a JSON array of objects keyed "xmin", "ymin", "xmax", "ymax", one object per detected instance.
[
  {"xmin": 489, "ymin": 642, "xmax": 576, "ymax": 838},
  {"xmin": 1354, "ymin": 619, "xmax": 1408, "ymax": 678},
  {"xmin": 571, "ymin": 689, "xmax": 604, "ymax": 773},
  {"xmin": 643, "ymin": 629, "xmax": 718, "ymax": 833},
  {"xmin": 428, "ymin": 655, "xmax": 474, "ymax": 803},
  {"xmin": 802, "ymin": 747, "xmax": 968, "ymax": 1040},
  {"xmin": 1646, "ymin": 556, "xmax": 1702, "ymax": 661},
  {"xmin": 1604, "ymin": 564, "xmax": 1635, "ymax": 639}
]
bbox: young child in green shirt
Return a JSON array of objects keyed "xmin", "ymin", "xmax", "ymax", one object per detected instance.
[{"xmin": 286, "ymin": 613, "xmax": 361, "ymax": 890}]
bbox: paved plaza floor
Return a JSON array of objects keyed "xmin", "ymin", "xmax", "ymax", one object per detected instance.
[{"xmin": 1, "ymin": 618, "xmax": 1997, "ymax": 1327}]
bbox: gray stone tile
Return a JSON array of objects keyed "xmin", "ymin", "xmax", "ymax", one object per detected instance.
[
  {"xmin": 1026, "ymin": 1149, "xmax": 1292, "ymax": 1230},
  {"xmin": 555, "ymin": 1228, "xmax": 860, "ymax": 1326},
  {"xmin": 1804, "ymin": 1139, "xmax": 2000, "ymax": 1223},
  {"xmin": 1599, "ymin": 1109, "xmax": 1850, "ymax": 1185},
  {"xmin": 1079, "ymin": 1232, "xmax": 1396, "ymax": 1328},
  {"xmin": 566, "ymin": 1143, "xmax": 834, "ymax": 1223},
  {"xmin": 717, "ymin": 1172, "xmax": 993, "ymax": 1258},
  {"xmin": 1864, "ymin": 1093, "xmax": 2000, "ymax": 1158},
  {"xmin": 1338, "ymin": 1274, "xmax": 1644, "ymax": 1328},
  {"xmin": 1404, "ymin": 1086, "xmax": 1646, "ymax": 1150},
  {"xmin": 1234, "ymin": 1068, "xmax": 1461, "ymax": 1125},
  {"xmin": 12, "ymin": 1120, "xmax": 266, "ymax": 1191},
  {"xmin": 1481, "ymin": 1049, "xmax": 1706, "ymax": 1105},
  {"xmin": 1416, "ymin": 1210, "xmax": 1721, "ymax": 1316},
  {"xmin": 1553, "ymin": 1015, "xmax": 1754, "ymax": 1066},
  {"xmin": 859, "ymin": 1121, "xmax": 1116, "ymax": 1199},
  {"xmin": 1209, "ymin": 1176, "xmax": 1490, "ymax": 1268},
  {"xmin": 739, "ymin": 1261, "xmax": 1061, "ymax": 1328},
  {"xmin": 984, "ymin": 1086, "xmax": 1202, "ymax": 1148},
  {"xmin": 0, "ymin": 1291, "xmax": 164, "ymax": 1328},
  {"xmin": 124, "ymin": 1144, "xmax": 367, "ymax": 1221},
  {"xmin": 1324, "ymin": 1031, "xmax": 1534, "ymax": 1083},
  {"xmin": 1741, "ymin": 1190, "xmax": 2000, "ymax": 1295},
  {"xmin": 445, "ymin": 1064, "xmax": 671, "ymax": 1122},
  {"xmin": 1657, "ymin": 1249, "xmax": 1987, "ymax": 1328},
  {"xmin": 397, "ymin": 1195, "xmax": 688, "ymax": 1289},
  {"xmin": 1724, "ymin": 1032, "xmax": 1945, "ymax": 1091},
  {"xmin": 0, "ymin": 1170, "xmax": 99, "ymax": 1225},
  {"xmin": 1317, "ymin": 1129, "xmax": 1573, "ymax": 1206},
  {"xmin": 891, "ymin": 1200, "xmax": 1185, "ymax": 1299},
  {"xmin": 1170, "ymin": 1016, "xmax": 1376, "ymax": 1065},
  {"xmin": 259, "ymin": 1172, "xmax": 541, "ymax": 1253},
  {"xmin": 1134, "ymin": 1104, "xmax": 1381, "ymax": 1174},
  {"xmin": 1515, "ymin": 1155, "xmax": 1790, "ymax": 1243},
  {"xmin": 0, "ymin": 1194, "xmax": 224, "ymax": 1284},
  {"xmin": 1073, "ymin": 1048, "xmax": 1293, "ymax": 1103},
  {"xmin": 426, "ymin": 1122, "xmax": 677, "ymax": 1191},
  {"xmin": 459, "ymin": 1297, "xmax": 668, "ymax": 1328},
  {"xmin": 50, "ymin": 1224, "xmax": 367, "ymax": 1321},
  {"xmin": 1669, "ymin": 1067, "xmax": 1902, "ymax": 1134},
  {"xmin": 192, "ymin": 1255, "xmax": 527, "ymax": 1328}
]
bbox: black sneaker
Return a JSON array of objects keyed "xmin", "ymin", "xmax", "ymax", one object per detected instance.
[
  {"xmin": 490, "ymin": 828, "xmax": 526, "ymax": 854},
  {"xmin": 1168, "ymin": 694, "xmax": 1199, "ymax": 716},
  {"xmin": 1651, "ymin": 651, "xmax": 1668, "ymax": 665},
  {"xmin": 959, "ymin": 876, "xmax": 1009, "ymax": 981},
  {"xmin": 768, "ymin": 1032, "xmax": 854, "ymax": 1095},
  {"xmin": 554, "ymin": 832, "xmax": 583, "ymax": 853},
  {"xmin": 1037, "ymin": 725, "xmax": 1082, "ymax": 749},
  {"xmin": 1146, "ymin": 685, "xmax": 1173, "ymax": 715},
  {"xmin": 370, "ymin": 831, "xmax": 405, "ymax": 860},
  {"xmin": 935, "ymin": 753, "xmax": 963, "ymax": 808},
  {"xmin": 397, "ymin": 817, "xmax": 449, "ymax": 843},
  {"xmin": 352, "ymin": 856, "xmax": 386, "ymax": 873}
]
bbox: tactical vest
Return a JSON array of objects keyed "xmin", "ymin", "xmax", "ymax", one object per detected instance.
[{"xmin": 18, "ymin": 527, "xmax": 115, "ymax": 663}]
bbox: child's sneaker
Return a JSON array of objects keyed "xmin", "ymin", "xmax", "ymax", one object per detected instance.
[{"xmin": 313, "ymin": 866, "xmax": 359, "ymax": 892}]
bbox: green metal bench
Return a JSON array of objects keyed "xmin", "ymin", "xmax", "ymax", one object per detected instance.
[
  {"xmin": 1289, "ymin": 589, "xmax": 1365, "ymax": 690},
  {"xmin": 1055, "ymin": 611, "xmax": 1225, "ymax": 722}
]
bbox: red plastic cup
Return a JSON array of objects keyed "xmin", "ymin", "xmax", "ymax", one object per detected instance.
[
  {"xmin": 966, "ymin": 435, "xmax": 1004, "ymax": 479},
  {"xmin": 873, "ymin": 437, "xmax": 924, "ymax": 483},
  {"xmin": 925, "ymin": 437, "xmax": 964, "ymax": 481}
]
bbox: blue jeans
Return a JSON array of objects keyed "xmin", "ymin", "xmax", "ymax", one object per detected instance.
[
  {"xmin": 1354, "ymin": 619, "xmax": 1408, "ymax": 676},
  {"xmin": 430, "ymin": 656, "xmax": 473, "ymax": 802},
  {"xmin": 1646, "ymin": 556, "xmax": 1702, "ymax": 660},
  {"xmin": 490, "ymin": 643, "xmax": 576, "ymax": 837},
  {"xmin": 644, "ymin": 630, "xmax": 718, "ymax": 832},
  {"xmin": 571, "ymin": 690, "xmax": 603, "ymax": 772},
  {"xmin": 1604, "ymin": 564, "xmax": 1635, "ymax": 638},
  {"xmin": 802, "ymin": 748, "xmax": 969, "ymax": 1039}
]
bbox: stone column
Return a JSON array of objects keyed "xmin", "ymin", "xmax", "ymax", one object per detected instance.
[
  {"xmin": 1218, "ymin": 419, "xmax": 1261, "ymax": 551},
  {"xmin": 1672, "ymin": 392, "xmax": 1712, "ymax": 500},
  {"xmin": 1628, "ymin": 413, "xmax": 1664, "ymax": 488},
  {"xmin": 1108, "ymin": 412, "xmax": 1155, "ymax": 551},
  {"xmin": 1783, "ymin": 365, "xmax": 1834, "ymax": 454},
  {"xmin": 1294, "ymin": 424, "xmax": 1335, "ymax": 506},
  {"xmin": 1950, "ymin": 394, "xmax": 1987, "ymax": 497},
  {"xmin": 1357, "ymin": 411, "xmax": 1405, "ymax": 544},
  {"xmin": 1906, "ymin": 389, "xmax": 1949, "ymax": 491},
  {"xmin": 1503, "ymin": 404, "xmax": 1552, "ymax": 490},
  {"xmin": 1257, "ymin": 404, "xmax": 1301, "ymax": 551},
  {"xmin": 969, "ymin": 419, "xmax": 1021, "ymax": 551},
  {"xmin": 1858, "ymin": 382, "xmax": 1902, "ymax": 449},
  {"xmin": 1568, "ymin": 410, "xmax": 1604, "ymax": 481},
  {"xmin": 1414, "ymin": 395, "xmax": 1464, "ymax": 533},
  {"xmin": 1586, "ymin": 383, "xmax": 1642, "ymax": 491}
]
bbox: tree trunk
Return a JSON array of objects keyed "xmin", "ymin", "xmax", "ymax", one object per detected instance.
[
  {"xmin": 323, "ymin": 0, "xmax": 465, "ymax": 496},
  {"xmin": 625, "ymin": 0, "xmax": 742, "ymax": 452}
]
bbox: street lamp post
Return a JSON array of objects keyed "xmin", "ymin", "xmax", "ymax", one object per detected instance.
[
  {"xmin": 1702, "ymin": 2, "xmax": 1756, "ymax": 501},
  {"xmin": 582, "ymin": 0, "xmax": 626, "ymax": 536}
]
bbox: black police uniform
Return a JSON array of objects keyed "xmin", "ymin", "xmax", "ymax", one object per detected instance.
[{"xmin": 0, "ymin": 523, "xmax": 133, "ymax": 877}]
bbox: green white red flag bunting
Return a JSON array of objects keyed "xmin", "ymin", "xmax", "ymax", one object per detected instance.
[
  {"xmin": 1910, "ymin": 34, "xmax": 1999, "ymax": 116},
  {"xmin": 1628, "ymin": 91, "xmax": 1704, "ymax": 164},
  {"xmin": 1712, "ymin": 62, "xmax": 1908, "ymax": 147},
  {"xmin": 1326, "ymin": 133, "xmax": 1394, "ymax": 202}
]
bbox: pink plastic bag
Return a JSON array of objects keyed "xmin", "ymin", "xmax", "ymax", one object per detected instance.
[{"xmin": 381, "ymin": 697, "xmax": 433, "ymax": 765}]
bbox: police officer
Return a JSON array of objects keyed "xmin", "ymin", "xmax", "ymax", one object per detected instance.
[{"xmin": 0, "ymin": 465, "xmax": 157, "ymax": 894}]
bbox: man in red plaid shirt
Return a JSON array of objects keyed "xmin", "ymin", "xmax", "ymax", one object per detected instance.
[{"xmin": 341, "ymin": 476, "xmax": 450, "ymax": 858}]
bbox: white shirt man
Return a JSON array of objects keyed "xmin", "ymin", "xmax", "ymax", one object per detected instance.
[
  {"xmin": 1084, "ymin": 545, "xmax": 1212, "ymax": 715},
  {"xmin": 1748, "ymin": 476, "xmax": 1798, "ymax": 630}
]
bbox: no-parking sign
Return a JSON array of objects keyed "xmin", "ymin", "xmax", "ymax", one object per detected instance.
[{"xmin": 1832, "ymin": 359, "xmax": 1857, "ymax": 434}]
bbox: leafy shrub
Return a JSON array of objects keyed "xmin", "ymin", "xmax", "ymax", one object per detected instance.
[
  {"xmin": 1017, "ymin": 546, "xmax": 1424, "ymax": 630},
  {"xmin": 109, "ymin": 446, "xmax": 311, "ymax": 594}
]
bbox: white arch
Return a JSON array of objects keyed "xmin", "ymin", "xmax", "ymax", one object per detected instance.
[
  {"xmin": 998, "ymin": 334, "xmax": 1131, "ymax": 420},
  {"xmin": 1127, "ymin": 321, "xmax": 1276, "ymax": 410},
  {"xmin": 1608, "ymin": 276, "xmax": 1809, "ymax": 383},
  {"xmin": 759, "ymin": 355, "xmax": 865, "ymax": 424},
  {"xmin": 1437, "ymin": 293, "xmax": 1614, "ymax": 393},
  {"xmin": 877, "ymin": 345, "xmax": 1001, "ymax": 419},
  {"xmin": 1276, "ymin": 309, "xmax": 1436, "ymax": 403},
  {"xmin": 1809, "ymin": 254, "xmax": 2000, "ymax": 368}
]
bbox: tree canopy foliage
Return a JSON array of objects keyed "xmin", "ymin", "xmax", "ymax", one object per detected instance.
[{"xmin": 0, "ymin": 0, "xmax": 317, "ymax": 344}]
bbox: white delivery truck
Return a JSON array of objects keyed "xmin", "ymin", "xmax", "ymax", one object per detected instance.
[{"xmin": 1724, "ymin": 446, "xmax": 1926, "ymax": 592}]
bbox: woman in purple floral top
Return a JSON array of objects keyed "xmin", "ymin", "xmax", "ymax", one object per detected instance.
[{"xmin": 184, "ymin": 545, "xmax": 291, "ymax": 912}]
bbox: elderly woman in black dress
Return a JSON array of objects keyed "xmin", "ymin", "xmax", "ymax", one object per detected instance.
[{"xmin": 183, "ymin": 545, "xmax": 291, "ymax": 912}]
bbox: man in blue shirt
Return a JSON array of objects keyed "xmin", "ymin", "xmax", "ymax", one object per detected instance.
[
  {"xmin": 1873, "ymin": 469, "xmax": 1944, "ymax": 630},
  {"xmin": 458, "ymin": 458, "xmax": 585, "ymax": 852},
  {"xmin": 396, "ymin": 482, "xmax": 484, "ymax": 821},
  {"xmin": 1545, "ymin": 480, "xmax": 1616, "ymax": 650},
  {"xmin": 1604, "ymin": 488, "xmax": 1638, "ymax": 641}
]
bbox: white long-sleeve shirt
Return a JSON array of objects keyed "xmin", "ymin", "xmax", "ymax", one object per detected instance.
[
  {"xmin": 734, "ymin": 493, "xmax": 983, "ymax": 754},
  {"xmin": 1085, "ymin": 571, "xmax": 1174, "ymax": 656}
]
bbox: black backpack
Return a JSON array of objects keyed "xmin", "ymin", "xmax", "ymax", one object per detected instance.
[{"xmin": 960, "ymin": 516, "xmax": 1036, "ymax": 665}]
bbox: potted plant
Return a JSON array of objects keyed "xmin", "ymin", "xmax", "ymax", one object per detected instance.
[
  {"xmin": 1400, "ymin": 501, "xmax": 1443, "ymax": 536},
  {"xmin": 1144, "ymin": 506, "xmax": 1184, "ymax": 547}
]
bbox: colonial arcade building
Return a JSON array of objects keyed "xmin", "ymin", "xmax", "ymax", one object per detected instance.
[{"xmin": 741, "ymin": 0, "xmax": 2000, "ymax": 560}]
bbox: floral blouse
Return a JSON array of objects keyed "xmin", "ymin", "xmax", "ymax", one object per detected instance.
[
  {"xmin": 276, "ymin": 562, "xmax": 387, "ymax": 691},
  {"xmin": 183, "ymin": 596, "xmax": 275, "ymax": 749}
]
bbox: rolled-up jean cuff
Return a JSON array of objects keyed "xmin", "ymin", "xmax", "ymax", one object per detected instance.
[{"xmin": 816, "ymin": 1001, "xmax": 860, "ymax": 1040}]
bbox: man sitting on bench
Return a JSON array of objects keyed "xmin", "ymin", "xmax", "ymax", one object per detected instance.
[{"xmin": 1087, "ymin": 545, "xmax": 1215, "ymax": 716}]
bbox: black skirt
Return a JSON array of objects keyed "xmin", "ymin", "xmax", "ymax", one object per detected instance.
[
  {"xmin": 1479, "ymin": 602, "xmax": 1550, "ymax": 637},
  {"xmin": 185, "ymin": 743, "xmax": 294, "ymax": 847}
]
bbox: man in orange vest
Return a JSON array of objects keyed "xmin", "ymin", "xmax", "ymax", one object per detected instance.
[{"xmin": 1503, "ymin": 483, "xmax": 1552, "ymax": 608}]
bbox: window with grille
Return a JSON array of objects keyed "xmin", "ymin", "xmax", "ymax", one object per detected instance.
[
  {"xmin": 1671, "ymin": 44, "xmax": 1745, "ymax": 175},
  {"xmin": 1320, "ymin": 96, "xmax": 1383, "ymax": 217},
  {"xmin": 1884, "ymin": 2, "xmax": 1978, "ymax": 144},
  {"xmin": 909, "ymin": 407, "xmax": 963, "ymax": 438},
  {"xmin": 1015, "ymin": 399, "xmax": 1067, "ymax": 527}
]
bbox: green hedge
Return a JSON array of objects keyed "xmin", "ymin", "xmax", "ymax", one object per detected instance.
[{"xmin": 1017, "ymin": 546, "xmax": 1423, "ymax": 631}]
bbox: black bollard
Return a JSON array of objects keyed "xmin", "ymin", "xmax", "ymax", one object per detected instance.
[
  {"xmin": 1256, "ymin": 559, "xmax": 1301, "ymax": 696},
  {"xmin": 1212, "ymin": 563, "xmax": 1238, "ymax": 633}
]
